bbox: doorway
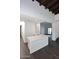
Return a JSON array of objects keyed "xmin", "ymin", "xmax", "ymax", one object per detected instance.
[{"xmin": 20, "ymin": 21, "xmax": 25, "ymax": 42}]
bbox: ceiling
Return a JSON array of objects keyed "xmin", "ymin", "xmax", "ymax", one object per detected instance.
[
  {"xmin": 33, "ymin": 0, "xmax": 59, "ymax": 15},
  {"xmin": 21, "ymin": 0, "xmax": 55, "ymax": 23}
]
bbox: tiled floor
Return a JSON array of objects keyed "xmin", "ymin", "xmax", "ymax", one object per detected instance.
[{"xmin": 20, "ymin": 38, "xmax": 59, "ymax": 59}]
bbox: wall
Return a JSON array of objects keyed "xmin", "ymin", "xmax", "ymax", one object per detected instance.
[
  {"xmin": 20, "ymin": 0, "xmax": 59, "ymax": 42},
  {"xmin": 20, "ymin": 0, "xmax": 54, "ymax": 23},
  {"xmin": 22, "ymin": 20, "xmax": 40, "ymax": 43},
  {"xmin": 20, "ymin": 15, "xmax": 42, "ymax": 42},
  {"xmin": 36, "ymin": 23, "xmax": 40, "ymax": 34},
  {"xmin": 25, "ymin": 21, "xmax": 36, "ymax": 36},
  {"xmin": 52, "ymin": 14, "xmax": 59, "ymax": 41}
]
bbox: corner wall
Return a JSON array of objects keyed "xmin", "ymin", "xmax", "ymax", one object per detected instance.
[{"xmin": 52, "ymin": 14, "xmax": 59, "ymax": 41}]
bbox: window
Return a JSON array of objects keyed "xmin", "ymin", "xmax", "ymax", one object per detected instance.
[{"xmin": 48, "ymin": 28, "xmax": 52, "ymax": 34}]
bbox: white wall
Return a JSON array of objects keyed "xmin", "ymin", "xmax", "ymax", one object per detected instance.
[
  {"xmin": 36, "ymin": 23, "xmax": 40, "ymax": 34},
  {"xmin": 20, "ymin": 0, "xmax": 54, "ymax": 23},
  {"xmin": 25, "ymin": 22, "xmax": 36, "ymax": 36},
  {"xmin": 22, "ymin": 20, "xmax": 40, "ymax": 43},
  {"xmin": 52, "ymin": 14, "xmax": 59, "ymax": 41}
]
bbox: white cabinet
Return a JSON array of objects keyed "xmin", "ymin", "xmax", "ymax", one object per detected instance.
[{"xmin": 27, "ymin": 35, "xmax": 48, "ymax": 54}]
